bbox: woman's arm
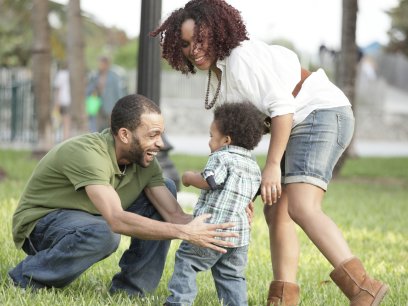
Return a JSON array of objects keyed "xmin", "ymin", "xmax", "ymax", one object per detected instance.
[{"xmin": 261, "ymin": 113, "xmax": 293, "ymax": 205}]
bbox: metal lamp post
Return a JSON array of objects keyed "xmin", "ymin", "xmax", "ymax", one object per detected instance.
[{"xmin": 137, "ymin": 0, "xmax": 180, "ymax": 190}]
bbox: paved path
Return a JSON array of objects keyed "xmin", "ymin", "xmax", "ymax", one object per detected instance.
[{"xmin": 385, "ymin": 85, "xmax": 408, "ymax": 115}]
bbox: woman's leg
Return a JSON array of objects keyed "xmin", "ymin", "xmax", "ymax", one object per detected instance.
[
  {"xmin": 264, "ymin": 191, "xmax": 299, "ymax": 282},
  {"xmin": 286, "ymin": 183, "xmax": 388, "ymax": 305},
  {"xmin": 265, "ymin": 191, "xmax": 301, "ymax": 306},
  {"xmin": 286, "ymin": 183, "xmax": 352, "ymax": 267},
  {"xmin": 282, "ymin": 107, "xmax": 387, "ymax": 304},
  {"xmin": 283, "ymin": 107, "xmax": 355, "ymax": 266}
]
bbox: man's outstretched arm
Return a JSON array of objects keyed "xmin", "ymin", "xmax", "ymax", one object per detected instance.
[{"xmin": 85, "ymin": 184, "xmax": 237, "ymax": 253}]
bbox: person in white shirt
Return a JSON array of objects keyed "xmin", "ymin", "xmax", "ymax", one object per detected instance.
[
  {"xmin": 54, "ymin": 63, "xmax": 71, "ymax": 140},
  {"xmin": 151, "ymin": 0, "xmax": 388, "ymax": 305}
]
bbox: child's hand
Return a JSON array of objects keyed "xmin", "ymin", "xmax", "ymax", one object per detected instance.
[
  {"xmin": 182, "ymin": 171, "xmax": 193, "ymax": 187},
  {"xmin": 182, "ymin": 171, "xmax": 210, "ymax": 190},
  {"xmin": 245, "ymin": 201, "xmax": 254, "ymax": 226}
]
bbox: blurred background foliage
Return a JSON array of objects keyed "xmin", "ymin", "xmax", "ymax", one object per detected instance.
[
  {"xmin": 0, "ymin": 0, "xmax": 138, "ymax": 69},
  {"xmin": 1, "ymin": 0, "xmax": 406, "ymax": 70},
  {"xmin": 386, "ymin": 0, "xmax": 408, "ymax": 56}
]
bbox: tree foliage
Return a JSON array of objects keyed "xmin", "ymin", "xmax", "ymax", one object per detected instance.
[
  {"xmin": 0, "ymin": 0, "xmax": 33, "ymax": 66},
  {"xmin": 0, "ymin": 0, "xmax": 133, "ymax": 68},
  {"xmin": 112, "ymin": 39, "xmax": 139, "ymax": 69},
  {"xmin": 386, "ymin": 0, "xmax": 408, "ymax": 56}
]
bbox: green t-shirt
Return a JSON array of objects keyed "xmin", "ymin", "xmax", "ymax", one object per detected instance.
[{"xmin": 12, "ymin": 129, "xmax": 164, "ymax": 248}]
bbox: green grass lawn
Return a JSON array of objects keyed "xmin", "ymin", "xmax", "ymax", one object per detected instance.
[{"xmin": 0, "ymin": 150, "xmax": 407, "ymax": 305}]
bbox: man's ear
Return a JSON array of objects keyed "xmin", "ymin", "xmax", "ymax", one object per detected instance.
[
  {"xmin": 118, "ymin": 128, "xmax": 129, "ymax": 144},
  {"xmin": 225, "ymin": 135, "xmax": 232, "ymax": 145}
]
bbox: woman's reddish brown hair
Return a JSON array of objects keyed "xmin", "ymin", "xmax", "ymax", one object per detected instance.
[{"xmin": 151, "ymin": 0, "xmax": 248, "ymax": 74}]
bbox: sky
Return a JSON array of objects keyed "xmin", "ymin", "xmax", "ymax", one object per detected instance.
[{"xmin": 53, "ymin": 0, "xmax": 399, "ymax": 54}]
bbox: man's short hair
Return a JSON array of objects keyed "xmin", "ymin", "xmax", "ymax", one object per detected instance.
[{"xmin": 110, "ymin": 94, "xmax": 161, "ymax": 135}]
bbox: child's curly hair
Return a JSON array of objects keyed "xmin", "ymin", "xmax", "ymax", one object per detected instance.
[
  {"xmin": 150, "ymin": 0, "xmax": 248, "ymax": 74},
  {"xmin": 214, "ymin": 103, "xmax": 264, "ymax": 150}
]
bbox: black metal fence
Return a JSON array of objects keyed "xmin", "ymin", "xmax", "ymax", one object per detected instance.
[
  {"xmin": 0, "ymin": 68, "xmax": 37, "ymax": 145},
  {"xmin": 0, "ymin": 67, "xmax": 206, "ymax": 148}
]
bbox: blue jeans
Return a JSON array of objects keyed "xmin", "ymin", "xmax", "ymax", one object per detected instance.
[
  {"xmin": 166, "ymin": 241, "xmax": 248, "ymax": 306},
  {"xmin": 9, "ymin": 179, "xmax": 176, "ymax": 297}
]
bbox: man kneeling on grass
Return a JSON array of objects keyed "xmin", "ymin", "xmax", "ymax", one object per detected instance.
[{"xmin": 8, "ymin": 94, "xmax": 237, "ymax": 296}]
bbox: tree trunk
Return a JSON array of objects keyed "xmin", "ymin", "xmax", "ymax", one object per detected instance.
[
  {"xmin": 67, "ymin": 0, "xmax": 87, "ymax": 135},
  {"xmin": 333, "ymin": 0, "xmax": 358, "ymax": 177},
  {"xmin": 32, "ymin": 0, "xmax": 52, "ymax": 150}
]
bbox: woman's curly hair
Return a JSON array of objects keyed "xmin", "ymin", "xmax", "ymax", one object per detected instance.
[
  {"xmin": 150, "ymin": 0, "xmax": 248, "ymax": 74},
  {"xmin": 213, "ymin": 102, "xmax": 264, "ymax": 151}
]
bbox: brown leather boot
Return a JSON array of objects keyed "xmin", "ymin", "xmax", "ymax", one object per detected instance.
[
  {"xmin": 330, "ymin": 257, "xmax": 389, "ymax": 306},
  {"xmin": 267, "ymin": 280, "xmax": 300, "ymax": 306}
]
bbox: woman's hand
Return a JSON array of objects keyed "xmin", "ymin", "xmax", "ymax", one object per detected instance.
[
  {"xmin": 261, "ymin": 163, "xmax": 282, "ymax": 205},
  {"xmin": 262, "ymin": 114, "xmax": 292, "ymax": 205}
]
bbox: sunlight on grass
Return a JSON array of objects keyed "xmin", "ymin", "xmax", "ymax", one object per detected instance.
[{"xmin": 0, "ymin": 151, "xmax": 407, "ymax": 305}]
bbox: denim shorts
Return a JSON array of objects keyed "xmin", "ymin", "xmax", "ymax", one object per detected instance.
[{"xmin": 283, "ymin": 106, "xmax": 354, "ymax": 190}]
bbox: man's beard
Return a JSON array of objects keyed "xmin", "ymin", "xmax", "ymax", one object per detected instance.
[{"xmin": 128, "ymin": 135, "xmax": 147, "ymax": 167}]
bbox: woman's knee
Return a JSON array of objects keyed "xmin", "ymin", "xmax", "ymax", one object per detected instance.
[{"xmin": 286, "ymin": 184, "xmax": 324, "ymax": 225}]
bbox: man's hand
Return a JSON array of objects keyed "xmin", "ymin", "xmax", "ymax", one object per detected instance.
[
  {"xmin": 181, "ymin": 214, "xmax": 238, "ymax": 253},
  {"xmin": 86, "ymin": 185, "xmax": 235, "ymax": 252}
]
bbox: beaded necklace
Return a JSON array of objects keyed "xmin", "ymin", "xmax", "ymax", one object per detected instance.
[{"xmin": 204, "ymin": 70, "xmax": 221, "ymax": 110}]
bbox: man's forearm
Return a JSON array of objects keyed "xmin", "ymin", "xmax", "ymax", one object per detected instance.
[
  {"xmin": 111, "ymin": 210, "xmax": 238, "ymax": 253},
  {"xmin": 110, "ymin": 210, "xmax": 187, "ymax": 240}
]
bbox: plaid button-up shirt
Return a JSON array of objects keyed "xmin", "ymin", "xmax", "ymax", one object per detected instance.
[{"xmin": 194, "ymin": 145, "xmax": 261, "ymax": 247}]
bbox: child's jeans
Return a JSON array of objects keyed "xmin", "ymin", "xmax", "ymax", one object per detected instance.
[{"xmin": 166, "ymin": 241, "xmax": 248, "ymax": 306}]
